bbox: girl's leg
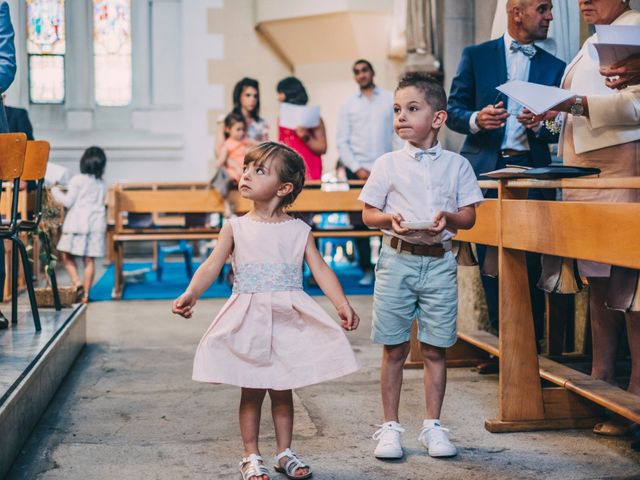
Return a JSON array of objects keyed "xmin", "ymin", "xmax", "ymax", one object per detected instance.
[
  {"xmin": 239, "ymin": 388, "xmax": 269, "ymax": 480},
  {"xmin": 82, "ymin": 257, "xmax": 95, "ymax": 300},
  {"xmin": 61, "ymin": 252, "xmax": 81, "ymax": 287},
  {"xmin": 269, "ymin": 389, "xmax": 309, "ymax": 477},
  {"xmin": 239, "ymin": 388, "xmax": 267, "ymax": 456}
]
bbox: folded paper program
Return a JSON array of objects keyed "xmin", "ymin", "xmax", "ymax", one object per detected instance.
[
  {"xmin": 594, "ymin": 25, "xmax": 640, "ymax": 68},
  {"xmin": 496, "ymin": 80, "xmax": 575, "ymax": 115}
]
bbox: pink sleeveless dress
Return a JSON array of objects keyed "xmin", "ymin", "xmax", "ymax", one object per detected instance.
[{"xmin": 192, "ymin": 215, "xmax": 360, "ymax": 390}]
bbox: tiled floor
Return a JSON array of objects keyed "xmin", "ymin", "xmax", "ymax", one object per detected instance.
[{"xmin": 0, "ymin": 304, "xmax": 82, "ymax": 406}]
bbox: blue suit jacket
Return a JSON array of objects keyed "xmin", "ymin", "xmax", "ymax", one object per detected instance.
[
  {"xmin": 446, "ymin": 37, "xmax": 566, "ymax": 177},
  {"xmin": 0, "ymin": 1, "xmax": 15, "ymax": 134}
]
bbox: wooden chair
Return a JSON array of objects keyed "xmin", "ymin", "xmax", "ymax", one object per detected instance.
[
  {"xmin": 12, "ymin": 141, "xmax": 61, "ymax": 324},
  {"xmin": 0, "ymin": 133, "xmax": 41, "ymax": 331}
]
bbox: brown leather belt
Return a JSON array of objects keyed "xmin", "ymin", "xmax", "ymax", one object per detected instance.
[
  {"xmin": 385, "ymin": 236, "xmax": 445, "ymax": 257},
  {"xmin": 500, "ymin": 149, "xmax": 529, "ymax": 158}
]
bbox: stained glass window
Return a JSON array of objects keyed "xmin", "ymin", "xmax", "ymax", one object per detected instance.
[
  {"xmin": 93, "ymin": 0, "xmax": 132, "ymax": 106},
  {"xmin": 27, "ymin": 0, "xmax": 65, "ymax": 104}
]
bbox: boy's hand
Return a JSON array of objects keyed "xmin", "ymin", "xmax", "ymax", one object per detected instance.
[
  {"xmin": 390, "ymin": 213, "xmax": 411, "ymax": 235},
  {"xmin": 337, "ymin": 303, "xmax": 360, "ymax": 331},
  {"xmin": 172, "ymin": 291, "xmax": 197, "ymax": 318},
  {"xmin": 426, "ymin": 211, "xmax": 447, "ymax": 236}
]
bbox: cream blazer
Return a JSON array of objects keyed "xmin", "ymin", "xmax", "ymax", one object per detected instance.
[{"xmin": 559, "ymin": 9, "xmax": 640, "ymax": 155}]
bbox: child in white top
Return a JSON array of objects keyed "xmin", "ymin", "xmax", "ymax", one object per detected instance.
[
  {"xmin": 52, "ymin": 146, "xmax": 107, "ymax": 303},
  {"xmin": 359, "ymin": 73, "xmax": 483, "ymax": 460},
  {"xmin": 172, "ymin": 142, "xmax": 360, "ymax": 480}
]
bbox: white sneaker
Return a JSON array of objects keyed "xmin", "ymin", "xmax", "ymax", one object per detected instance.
[
  {"xmin": 372, "ymin": 421, "xmax": 405, "ymax": 459},
  {"xmin": 418, "ymin": 423, "xmax": 458, "ymax": 457}
]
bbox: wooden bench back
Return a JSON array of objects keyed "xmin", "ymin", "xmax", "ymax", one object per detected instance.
[
  {"xmin": 455, "ymin": 177, "xmax": 640, "ymax": 269},
  {"xmin": 0, "ymin": 133, "xmax": 27, "ymax": 180},
  {"xmin": 113, "ymin": 183, "xmax": 367, "ymax": 233},
  {"xmin": 22, "ymin": 140, "xmax": 50, "ymax": 181}
]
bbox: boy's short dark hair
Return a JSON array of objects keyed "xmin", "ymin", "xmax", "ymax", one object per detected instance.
[
  {"xmin": 396, "ymin": 72, "xmax": 447, "ymax": 112},
  {"xmin": 244, "ymin": 141, "xmax": 306, "ymax": 208},
  {"xmin": 80, "ymin": 146, "xmax": 106, "ymax": 180}
]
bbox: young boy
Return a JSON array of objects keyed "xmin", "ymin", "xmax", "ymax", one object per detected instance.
[{"xmin": 359, "ymin": 72, "xmax": 483, "ymax": 459}]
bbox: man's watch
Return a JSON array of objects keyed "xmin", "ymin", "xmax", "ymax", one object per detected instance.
[{"xmin": 570, "ymin": 96, "xmax": 584, "ymax": 116}]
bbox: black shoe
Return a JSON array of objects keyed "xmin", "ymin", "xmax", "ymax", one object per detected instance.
[{"xmin": 0, "ymin": 312, "xmax": 8, "ymax": 330}]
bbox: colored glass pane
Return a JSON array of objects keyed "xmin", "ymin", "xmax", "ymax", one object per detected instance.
[
  {"xmin": 26, "ymin": 0, "xmax": 65, "ymax": 55},
  {"xmin": 93, "ymin": 0, "xmax": 132, "ymax": 106}
]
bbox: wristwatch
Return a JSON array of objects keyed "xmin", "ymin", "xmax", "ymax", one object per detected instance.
[{"xmin": 570, "ymin": 96, "xmax": 584, "ymax": 116}]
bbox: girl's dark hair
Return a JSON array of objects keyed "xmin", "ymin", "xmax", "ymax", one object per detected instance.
[
  {"xmin": 232, "ymin": 77, "xmax": 261, "ymax": 120},
  {"xmin": 276, "ymin": 77, "xmax": 309, "ymax": 106},
  {"xmin": 80, "ymin": 146, "xmax": 106, "ymax": 179},
  {"xmin": 243, "ymin": 141, "xmax": 305, "ymax": 208},
  {"xmin": 223, "ymin": 112, "xmax": 246, "ymax": 139}
]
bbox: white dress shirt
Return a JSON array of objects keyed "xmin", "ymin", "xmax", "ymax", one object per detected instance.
[
  {"xmin": 469, "ymin": 32, "xmax": 533, "ymax": 151},
  {"xmin": 336, "ymin": 87, "xmax": 396, "ymax": 172},
  {"xmin": 359, "ymin": 142, "xmax": 484, "ymax": 245}
]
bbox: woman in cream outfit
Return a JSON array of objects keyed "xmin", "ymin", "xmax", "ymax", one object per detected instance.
[{"xmin": 543, "ymin": 0, "xmax": 640, "ymax": 435}]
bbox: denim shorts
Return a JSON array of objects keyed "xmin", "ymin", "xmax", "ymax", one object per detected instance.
[{"xmin": 371, "ymin": 243, "xmax": 458, "ymax": 348}]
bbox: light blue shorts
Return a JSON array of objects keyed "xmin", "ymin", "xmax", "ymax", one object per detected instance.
[{"xmin": 371, "ymin": 243, "xmax": 458, "ymax": 348}]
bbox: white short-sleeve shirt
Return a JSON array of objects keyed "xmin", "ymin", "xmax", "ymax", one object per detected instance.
[{"xmin": 358, "ymin": 141, "xmax": 484, "ymax": 245}]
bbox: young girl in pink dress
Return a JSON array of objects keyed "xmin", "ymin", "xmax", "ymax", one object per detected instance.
[{"xmin": 172, "ymin": 142, "xmax": 360, "ymax": 480}]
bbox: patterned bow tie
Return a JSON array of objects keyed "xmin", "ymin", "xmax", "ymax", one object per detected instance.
[{"xmin": 510, "ymin": 41, "xmax": 536, "ymax": 58}]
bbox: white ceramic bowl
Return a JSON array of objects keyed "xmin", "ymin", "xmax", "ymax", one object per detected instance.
[{"xmin": 400, "ymin": 220, "xmax": 435, "ymax": 230}]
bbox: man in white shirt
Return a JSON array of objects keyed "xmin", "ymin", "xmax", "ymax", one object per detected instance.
[{"xmin": 337, "ymin": 59, "xmax": 396, "ymax": 285}]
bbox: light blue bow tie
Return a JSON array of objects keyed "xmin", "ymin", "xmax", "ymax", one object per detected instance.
[
  {"xmin": 510, "ymin": 41, "xmax": 536, "ymax": 58},
  {"xmin": 415, "ymin": 150, "xmax": 430, "ymax": 160}
]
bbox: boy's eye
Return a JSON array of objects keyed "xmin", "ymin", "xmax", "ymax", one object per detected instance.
[
  {"xmin": 409, "ymin": 106, "xmax": 418, "ymax": 112},
  {"xmin": 256, "ymin": 167, "xmax": 265, "ymax": 174},
  {"xmin": 393, "ymin": 106, "xmax": 400, "ymax": 113}
]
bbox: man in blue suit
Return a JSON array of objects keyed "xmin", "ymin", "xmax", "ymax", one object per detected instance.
[
  {"xmin": 446, "ymin": 0, "xmax": 565, "ymax": 353},
  {"xmin": 0, "ymin": 0, "xmax": 17, "ymax": 329}
]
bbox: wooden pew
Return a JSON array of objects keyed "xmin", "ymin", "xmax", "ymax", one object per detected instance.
[
  {"xmin": 449, "ymin": 177, "xmax": 640, "ymax": 432},
  {"xmin": 111, "ymin": 182, "xmax": 380, "ymax": 298}
]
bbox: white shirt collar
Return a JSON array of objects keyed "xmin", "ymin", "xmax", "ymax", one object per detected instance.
[{"xmin": 403, "ymin": 141, "xmax": 443, "ymax": 161}]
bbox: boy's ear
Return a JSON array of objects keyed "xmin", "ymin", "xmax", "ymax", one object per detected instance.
[
  {"xmin": 432, "ymin": 110, "xmax": 447, "ymax": 129},
  {"xmin": 277, "ymin": 182, "xmax": 294, "ymax": 198}
]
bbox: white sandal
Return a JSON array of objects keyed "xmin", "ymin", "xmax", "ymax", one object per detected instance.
[
  {"xmin": 273, "ymin": 448, "xmax": 312, "ymax": 479},
  {"xmin": 239, "ymin": 453, "xmax": 270, "ymax": 480}
]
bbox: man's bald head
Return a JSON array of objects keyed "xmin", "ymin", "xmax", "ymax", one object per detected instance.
[{"xmin": 507, "ymin": 0, "xmax": 553, "ymax": 44}]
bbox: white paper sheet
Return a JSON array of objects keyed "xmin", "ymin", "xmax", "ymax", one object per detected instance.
[
  {"xmin": 496, "ymin": 80, "xmax": 575, "ymax": 115},
  {"xmin": 279, "ymin": 103, "xmax": 321, "ymax": 129},
  {"xmin": 44, "ymin": 162, "xmax": 70, "ymax": 186},
  {"xmin": 593, "ymin": 25, "xmax": 640, "ymax": 67}
]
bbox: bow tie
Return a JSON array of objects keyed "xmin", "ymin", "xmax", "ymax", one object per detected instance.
[
  {"xmin": 510, "ymin": 41, "xmax": 536, "ymax": 58},
  {"xmin": 415, "ymin": 150, "xmax": 432, "ymax": 161}
]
